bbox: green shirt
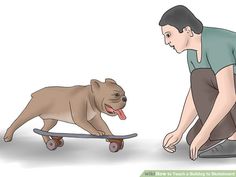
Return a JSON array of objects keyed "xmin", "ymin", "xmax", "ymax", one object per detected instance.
[{"xmin": 187, "ymin": 26, "xmax": 236, "ymax": 74}]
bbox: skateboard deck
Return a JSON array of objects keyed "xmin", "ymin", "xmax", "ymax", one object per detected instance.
[
  {"xmin": 33, "ymin": 128, "xmax": 138, "ymax": 152},
  {"xmin": 33, "ymin": 128, "xmax": 137, "ymax": 139}
]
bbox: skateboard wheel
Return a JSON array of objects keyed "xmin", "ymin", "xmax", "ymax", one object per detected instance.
[
  {"xmin": 109, "ymin": 142, "xmax": 120, "ymax": 153},
  {"xmin": 52, "ymin": 137, "xmax": 64, "ymax": 147},
  {"xmin": 46, "ymin": 139, "xmax": 57, "ymax": 151},
  {"xmin": 57, "ymin": 139, "xmax": 64, "ymax": 147}
]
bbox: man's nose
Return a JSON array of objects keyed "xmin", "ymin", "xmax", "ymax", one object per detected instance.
[{"xmin": 164, "ymin": 37, "xmax": 170, "ymax": 45}]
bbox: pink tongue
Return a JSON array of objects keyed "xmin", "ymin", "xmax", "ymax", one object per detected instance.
[{"xmin": 114, "ymin": 109, "xmax": 126, "ymax": 120}]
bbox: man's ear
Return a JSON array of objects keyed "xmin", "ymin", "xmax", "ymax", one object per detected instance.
[
  {"xmin": 91, "ymin": 79, "xmax": 101, "ymax": 93},
  {"xmin": 105, "ymin": 78, "xmax": 117, "ymax": 84},
  {"xmin": 184, "ymin": 26, "xmax": 193, "ymax": 37}
]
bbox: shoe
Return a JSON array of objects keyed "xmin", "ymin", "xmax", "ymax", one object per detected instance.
[{"xmin": 199, "ymin": 139, "xmax": 236, "ymax": 158}]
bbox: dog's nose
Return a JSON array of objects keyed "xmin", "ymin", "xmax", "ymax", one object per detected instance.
[{"xmin": 122, "ymin": 96, "xmax": 127, "ymax": 102}]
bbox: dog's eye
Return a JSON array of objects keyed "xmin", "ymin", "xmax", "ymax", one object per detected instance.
[{"xmin": 114, "ymin": 93, "xmax": 120, "ymax": 97}]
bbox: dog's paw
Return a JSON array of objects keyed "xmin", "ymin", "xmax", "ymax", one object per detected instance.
[
  {"xmin": 4, "ymin": 134, "xmax": 13, "ymax": 142},
  {"xmin": 92, "ymin": 130, "xmax": 105, "ymax": 136},
  {"xmin": 3, "ymin": 129, "xmax": 13, "ymax": 142}
]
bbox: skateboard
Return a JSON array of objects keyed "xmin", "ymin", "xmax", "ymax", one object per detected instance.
[{"xmin": 33, "ymin": 128, "xmax": 138, "ymax": 153}]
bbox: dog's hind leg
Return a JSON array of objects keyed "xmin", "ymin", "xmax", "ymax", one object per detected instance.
[
  {"xmin": 4, "ymin": 98, "xmax": 45, "ymax": 142},
  {"xmin": 40, "ymin": 119, "xmax": 58, "ymax": 143}
]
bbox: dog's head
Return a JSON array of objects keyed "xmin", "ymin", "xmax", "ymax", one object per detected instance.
[{"xmin": 91, "ymin": 78, "xmax": 127, "ymax": 120}]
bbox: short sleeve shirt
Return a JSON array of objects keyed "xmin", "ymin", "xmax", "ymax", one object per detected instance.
[{"xmin": 187, "ymin": 27, "xmax": 236, "ymax": 74}]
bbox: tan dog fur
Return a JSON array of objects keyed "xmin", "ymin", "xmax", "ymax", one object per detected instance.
[{"xmin": 4, "ymin": 78, "xmax": 127, "ymax": 144}]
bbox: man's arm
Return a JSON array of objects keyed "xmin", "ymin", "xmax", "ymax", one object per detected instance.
[
  {"xmin": 176, "ymin": 88, "xmax": 198, "ymax": 134},
  {"xmin": 163, "ymin": 87, "xmax": 198, "ymax": 152}
]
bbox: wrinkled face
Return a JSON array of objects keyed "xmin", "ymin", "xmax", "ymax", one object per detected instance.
[
  {"xmin": 161, "ymin": 25, "xmax": 191, "ymax": 53},
  {"xmin": 91, "ymin": 79, "xmax": 127, "ymax": 120}
]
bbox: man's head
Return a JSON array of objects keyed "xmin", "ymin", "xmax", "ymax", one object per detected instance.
[{"xmin": 159, "ymin": 5, "xmax": 203, "ymax": 53}]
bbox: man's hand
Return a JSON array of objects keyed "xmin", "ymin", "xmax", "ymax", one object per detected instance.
[
  {"xmin": 189, "ymin": 131, "xmax": 210, "ymax": 160},
  {"xmin": 163, "ymin": 130, "xmax": 183, "ymax": 153}
]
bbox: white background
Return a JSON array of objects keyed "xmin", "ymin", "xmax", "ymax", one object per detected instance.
[{"xmin": 1, "ymin": 0, "xmax": 236, "ymax": 176}]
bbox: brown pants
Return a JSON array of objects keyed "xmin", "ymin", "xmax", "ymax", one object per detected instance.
[{"xmin": 186, "ymin": 69, "xmax": 236, "ymax": 151}]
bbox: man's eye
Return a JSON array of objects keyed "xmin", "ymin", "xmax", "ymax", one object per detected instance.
[{"xmin": 166, "ymin": 33, "xmax": 170, "ymax": 38}]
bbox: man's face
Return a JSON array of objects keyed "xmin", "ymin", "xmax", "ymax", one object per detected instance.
[{"xmin": 161, "ymin": 25, "xmax": 190, "ymax": 53}]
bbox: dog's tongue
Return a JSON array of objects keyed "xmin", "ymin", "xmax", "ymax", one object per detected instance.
[{"xmin": 114, "ymin": 109, "xmax": 126, "ymax": 120}]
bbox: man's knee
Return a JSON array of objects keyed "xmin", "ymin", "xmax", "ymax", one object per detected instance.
[
  {"xmin": 186, "ymin": 119, "xmax": 202, "ymax": 146},
  {"xmin": 186, "ymin": 128, "xmax": 195, "ymax": 146}
]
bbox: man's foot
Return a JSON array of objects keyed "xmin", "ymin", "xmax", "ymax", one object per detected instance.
[{"xmin": 199, "ymin": 139, "xmax": 236, "ymax": 158}]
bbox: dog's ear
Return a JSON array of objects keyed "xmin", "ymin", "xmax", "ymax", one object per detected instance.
[
  {"xmin": 105, "ymin": 78, "xmax": 116, "ymax": 84},
  {"xmin": 91, "ymin": 79, "xmax": 101, "ymax": 93}
]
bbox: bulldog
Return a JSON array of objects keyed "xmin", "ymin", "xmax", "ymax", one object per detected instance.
[{"xmin": 4, "ymin": 78, "xmax": 127, "ymax": 144}]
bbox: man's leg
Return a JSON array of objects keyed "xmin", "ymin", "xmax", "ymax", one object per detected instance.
[
  {"xmin": 186, "ymin": 69, "xmax": 236, "ymax": 151},
  {"xmin": 198, "ymin": 75, "xmax": 236, "ymax": 158},
  {"xmin": 228, "ymin": 103, "xmax": 236, "ymax": 140},
  {"xmin": 186, "ymin": 119, "xmax": 223, "ymax": 151}
]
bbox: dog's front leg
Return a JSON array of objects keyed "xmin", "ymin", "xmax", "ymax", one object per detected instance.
[
  {"xmin": 76, "ymin": 120, "xmax": 105, "ymax": 136},
  {"xmin": 89, "ymin": 115, "xmax": 113, "ymax": 136},
  {"xmin": 69, "ymin": 101, "xmax": 104, "ymax": 136}
]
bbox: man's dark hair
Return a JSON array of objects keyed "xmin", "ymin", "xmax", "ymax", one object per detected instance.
[{"xmin": 159, "ymin": 5, "xmax": 203, "ymax": 34}]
